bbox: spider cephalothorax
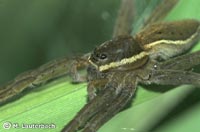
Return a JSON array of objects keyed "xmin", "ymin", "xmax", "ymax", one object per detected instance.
[
  {"xmin": 89, "ymin": 20, "xmax": 200, "ymax": 74},
  {"xmin": 89, "ymin": 35, "xmax": 148, "ymax": 72}
]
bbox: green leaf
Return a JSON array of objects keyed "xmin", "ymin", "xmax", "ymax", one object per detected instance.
[{"xmin": 0, "ymin": 77, "xmax": 87, "ymax": 132}]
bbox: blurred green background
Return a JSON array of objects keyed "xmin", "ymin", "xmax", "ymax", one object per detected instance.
[
  {"xmin": 1, "ymin": 0, "xmax": 200, "ymax": 132},
  {"xmin": 0, "ymin": 0, "xmax": 120, "ymax": 84}
]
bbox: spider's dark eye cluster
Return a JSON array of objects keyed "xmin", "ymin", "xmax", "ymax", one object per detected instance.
[{"xmin": 96, "ymin": 53, "xmax": 107, "ymax": 60}]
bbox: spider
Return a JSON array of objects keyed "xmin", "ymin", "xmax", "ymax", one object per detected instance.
[
  {"xmin": 0, "ymin": 0, "xmax": 200, "ymax": 132},
  {"xmin": 62, "ymin": 21, "xmax": 200, "ymax": 131},
  {"xmin": 62, "ymin": 1, "xmax": 200, "ymax": 132}
]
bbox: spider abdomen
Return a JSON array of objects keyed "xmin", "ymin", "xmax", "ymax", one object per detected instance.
[{"xmin": 136, "ymin": 19, "xmax": 200, "ymax": 60}]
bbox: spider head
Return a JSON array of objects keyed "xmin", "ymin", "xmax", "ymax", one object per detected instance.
[{"xmin": 89, "ymin": 35, "xmax": 146, "ymax": 72}]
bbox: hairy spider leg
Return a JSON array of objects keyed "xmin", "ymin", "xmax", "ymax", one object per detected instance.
[
  {"xmin": 62, "ymin": 72, "xmax": 136, "ymax": 132},
  {"xmin": 131, "ymin": 0, "xmax": 179, "ymax": 35},
  {"xmin": 82, "ymin": 73, "xmax": 136, "ymax": 132},
  {"xmin": 146, "ymin": 68, "xmax": 200, "ymax": 86},
  {"xmin": 112, "ymin": 0, "xmax": 134, "ymax": 37},
  {"xmin": 68, "ymin": 54, "xmax": 90, "ymax": 83},
  {"xmin": 61, "ymin": 80, "xmax": 119, "ymax": 132},
  {"xmin": 145, "ymin": 51, "xmax": 200, "ymax": 86},
  {"xmin": 0, "ymin": 54, "xmax": 89, "ymax": 105},
  {"xmin": 143, "ymin": 0, "xmax": 179, "ymax": 28},
  {"xmin": 159, "ymin": 51, "xmax": 200, "ymax": 70},
  {"xmin": 0, "ymin": 70, "xmax": 37, "ymax": 105}
]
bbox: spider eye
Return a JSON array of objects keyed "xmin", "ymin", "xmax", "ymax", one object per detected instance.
[
  {"xmin": 96, "ymin": 53, "xmax": 107, "ymax": 60},
  {"xmin": 100, "ymin": 53, "xmax": 107, "ymax": 59}
]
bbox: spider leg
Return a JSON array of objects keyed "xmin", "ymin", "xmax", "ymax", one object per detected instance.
[
  {"xmin": 145, "ymin": 69, "xmax": 200, "ymax": 86},
  {"xmin": 112, "ymin": 0, "xmax": 134, "ymax": 37},
  {"xmin": 68, "ymin": 54, "xmax": 90, "ymax": 83},
  {"xmin": 0, "ymin": 71, "xmax": 36, "ymax": 105},
  {"xmin": 61, "ymin": 81, "xmax": 118, "ymax": 132},
  {"xmin": 82, "ymin": 75, "xmax": 136, "ymax": 132},
  {"xmin": 158, "ymin": 51, "xmax": 200, "ymax": 70},
  {"xmin": 0, "ymin": 53, "xmax": 89, "ymax": 105},
  {"xmin": 34, "ymin": 54, "xmax": 89, "ymax": 84},
  {"xmin": 143, "ymin": 0, "xmax": 179, "ymax": 28},
  {"xmin": 131, "ymin": 0, "xmax": 179, "ymax": 34},
  {"xmin": 113, "ymin": 0, "xmax": 178, "ymax": 37},
  {"xmin": 62, "ymin": 72, "xmax": 136, "ymax": 132}
]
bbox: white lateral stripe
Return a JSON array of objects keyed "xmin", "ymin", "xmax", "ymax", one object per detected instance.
[
  {"xmin": 144, "ymin": 26, "xmax": 200, "ymax": 49},
  {"xmin": 99, "ymin": 52, "xmax": 148, "ymax": 71}
]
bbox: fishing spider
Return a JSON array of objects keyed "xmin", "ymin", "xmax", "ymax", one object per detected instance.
[
  {"xmin": 1, "ymin": 0, "xmax": 200, "ymax": 132},
  {"xmin": 62, "ymin": 20, "xmax": 200, "ymax": 132},
  {"xmin": 62, "ymin": 2, "xmax": 200, "ymax": 132}
]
